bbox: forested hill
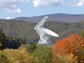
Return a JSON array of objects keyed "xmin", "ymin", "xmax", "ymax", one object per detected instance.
[
  {"xmin": 0, "ymin": 19, "xmax": 84, "ymax": 44},
  {"xmin": 15, "ymin": 13, "xmax": 84, "ymax": 23}
]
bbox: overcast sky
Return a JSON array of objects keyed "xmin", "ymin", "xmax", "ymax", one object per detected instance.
[{"xmin": 0, "ymin": 0, "xmax": 84, "ymax": 19}]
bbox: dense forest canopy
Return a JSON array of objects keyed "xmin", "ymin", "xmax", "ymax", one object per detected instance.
[{"xmin": 0, "ymin": 19, "xmax": 84, "ymax": 44}]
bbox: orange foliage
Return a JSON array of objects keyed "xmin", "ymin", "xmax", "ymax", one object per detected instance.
[
  {"xmin": 53, "ymin": 34, "xmax": 84, "ymax": 63},
  {"xmin": 53, "ymin": 34, "xmax": 84, "ymax": 55}
]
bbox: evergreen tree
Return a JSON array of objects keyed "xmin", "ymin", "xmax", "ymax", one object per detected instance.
[
  {"xmin": 79, "ymin": 31, "xmax": 84, "ymax": 38},
  {"xmin": 0, "ymin": 28, "xmax": 6, "ymax": 50}
]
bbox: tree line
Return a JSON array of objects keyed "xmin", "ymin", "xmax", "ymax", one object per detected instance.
[{"xmin": 0, "ymin": 28, "xmax": 26, "ymax": 50}]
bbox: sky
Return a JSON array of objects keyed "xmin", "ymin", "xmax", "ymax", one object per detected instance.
[{"xmin": 0, "ymin": 0, "xmax": 84, "ymax": 19}]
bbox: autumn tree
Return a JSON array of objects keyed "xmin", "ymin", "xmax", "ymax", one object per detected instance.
[
  {"xmin": 0, "ymin": 28, "xmax": 6, "ymax": 50},
  {"xmin": 53, "ymin": 34, "xmax": 84, "ymax": 63}
]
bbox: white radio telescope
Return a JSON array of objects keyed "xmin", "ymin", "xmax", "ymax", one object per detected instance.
[{"xmin": 34, "ymin": 16, "xmax": 59, "ymax": 45}]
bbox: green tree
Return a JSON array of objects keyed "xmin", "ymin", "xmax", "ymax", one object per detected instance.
[
  {"xmin": 32, "ymin": 45, "xmax": 53, "ymax": 63},
  {"xmin": 26, "ymin": 42, "xmax": 36, "ymax": 53},
  {"xmin": 0, "ymin": 28, "xmax": 6, "ymax": 50},
  {"xmin": 4, "ymin": 36, "xmax": 26, "ymax": 49}
]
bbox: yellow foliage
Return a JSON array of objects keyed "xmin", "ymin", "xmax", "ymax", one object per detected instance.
[
  {"xmin": 20, "ymin": 48, "xmax": 32, "ymax": 63},
  {"xmin": 53, "ymin": 53, "xmax": 78, "ymax": 63},
  {"xmin": 4, "ymin": 48, "xmax": 33, "ymax": 63}
]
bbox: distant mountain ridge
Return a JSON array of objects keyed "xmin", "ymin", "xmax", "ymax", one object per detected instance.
[{"xmin": 15, "ymin": 13, "xmax": 84, "ymax": 23}]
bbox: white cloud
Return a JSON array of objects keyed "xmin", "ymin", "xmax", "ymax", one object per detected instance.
[
  {"xmin": 64, "ymin": 0, "xmax": 84, "ymax": 7},
  {"xmin": 33, "ymin": 0, "xmax": 84, "ymax": 7},
  {"xmin": 33, "ymin": 0, "xmax": 64, "ymax": 7},
  {"xmin": 77, "ymin": 2, "xmax": 83, "ymax": 6},
  {"xmin": 5, "ymin": 8, "xmax": 21, "ymax": 13},
  {"xmin": 75, "ymin": 0, "xmax": 84, "ymax": 6},
  {"xmin": 1, "ymin": 0, "xmax": 84, "ymax": 13},
  {"xmin": 0, "ymin": 0, "xmax": 30, "ymax": 13},
  {"xmin": 6, "ymin": 16, "xmax": 14, "ymax": 20}
]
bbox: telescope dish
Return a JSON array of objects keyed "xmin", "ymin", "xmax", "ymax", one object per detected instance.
[
  {"xmin": 40, "ymin": 27, "xmax": 59, "ymax": 37},
  {"xmin": 34, "ymin": 16, "xmax": 59, "ymax": 45}
]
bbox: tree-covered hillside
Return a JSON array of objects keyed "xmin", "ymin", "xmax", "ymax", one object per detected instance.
[{"xmin": 0, "ymin": 19, "xmax": 84, "ymax": 44}]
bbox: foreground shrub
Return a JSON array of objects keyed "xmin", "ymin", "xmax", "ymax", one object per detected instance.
[
  {"xmin": 53, "ymin": 34, "xmax": 84, "ymax": 63},
  {"xmin": 0, "ymin": 50, "xmax": 8, "ymax": 63},
  {"xmin": 77, "ymin": 47, "xmax": 84, "ymax": 63},
  {"xmin": 32, "ymin": 45, "xmax": 53, "ymax": 63},
  {"xmin": 18, "ymin": 44, "xmax": 26, "ymax": 50}
]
